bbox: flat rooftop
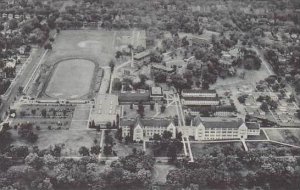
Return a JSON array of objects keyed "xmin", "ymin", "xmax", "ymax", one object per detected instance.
[{"xmin": 151, "ymin": 87, "xmax": 163, "ymax": 96}]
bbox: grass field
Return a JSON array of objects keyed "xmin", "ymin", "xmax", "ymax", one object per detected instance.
[
  {"xmin": 11, "ymin": 129, "xmax": 100, "ymax": 156},
  {"xmin": 35, "ymin": 29, "xmax": 146, "ymax": 100},
  {"xmin": 246, "ymin": 141, "xmax": 286, "ymax": 150},
  {"xmin": 265, "ymin": 128, "xmax": 300, "ymax": 146},
  {"xmin": 247, "ymin": 131, "xmax": 268, "ymax": 140},
  {"xmin": 45, "ymin": 59, "xmax": 95, "ymax": 99},
  {"xmin": 152, "ymin": 163, "xmax": 176, "ymax": 183},
  {"xmin": 45, "ymin": 30, "xmax": 145, "ymax": 67}
]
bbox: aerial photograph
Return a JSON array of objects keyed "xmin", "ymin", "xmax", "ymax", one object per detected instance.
[{"xmin": 1, "ymin": 0, "xmax": 300, "ymax": 189}]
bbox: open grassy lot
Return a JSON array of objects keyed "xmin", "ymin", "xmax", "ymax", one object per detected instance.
[
  {"xmin": 11, "ymin": 104, "xmax": 75, "ymax": 130},
  {"xmin": 247, "ymin": 131, "xmax": 268, "ymax": 140},
  {"xmin": 113, "ymin": 142, "xmax": 144, "ymax": 157},
  {"xmin": 45, "ymin": 29, "xmax": 145, "ymax": 68},
  {"xmin": 109, "ymin": 130, "xmax": 144, "ymax": 157},
  {"xmin": 70, "ymin": 104, "xmax": 91, "ymax": 130},
  {"xmin": 246, "ymin": 141, "xmax": 286, "ymax": 150},
  {"xmin": 265, "ymin": 128, "xmax": 300, "ymax": 146},
  {"xmin": 152, "ymin": 163, "xmax": 176, "ymax": 183},
  {"xmin": 45, "ymin": 59, "xmax": 95, "ymax": 99},
  {"xmin": 32, "ymin": 29, "xmax": 145, "ymax": 99},
  {"xmin": 11, "ymin": 129, "xmax": 100, "ymax": 156},
  {"xmin": 191, "ymin": 142, "xmax": 244, "ymax": 157}
]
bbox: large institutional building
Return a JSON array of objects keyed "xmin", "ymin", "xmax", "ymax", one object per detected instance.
[
  {"xmin": 120, "ymin": 117, "xmax": 176, "ymax": 141},
  {"xmin": 181, "ymin": 89, "xmax": 220, "ymax": 106},
  {"xmin": 119, "ymin": 115, "xmax": 260, "ymax": 141}
]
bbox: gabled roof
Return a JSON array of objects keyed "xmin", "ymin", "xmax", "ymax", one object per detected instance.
[
  {"xmin": 118, "ymin": 91, "xmax": 150, "ymax": 102},
  {"xmin": 246, "ymin": 122, "xmax": 260, "ymax": 129},
  {"xmin": 120, "ymin": 117, "xmax": 174, "ymax": 128},
  {"xmin": 182, "ymin": 89, "xmax": 216, "ymax": 94},
  {"xmin": 193, "ymin": 117, "xmax": 244, "ymax": 129},
  {"xmin": 193, "ymin": 115, "xmax": 202, "ymax": 126},
  {"xmin": 182, "ymin": 97, "xmax": 219, "ymax": 101}
]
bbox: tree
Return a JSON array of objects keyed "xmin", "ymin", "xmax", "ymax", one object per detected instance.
[
  {"xmin": 260, "ymin": 102, "xmax": 269, "ymax": 112},
  {"xmin": 125, "ymin": 135, "xmax": 131, "ymax": 144},
  {"xmin": 27, "ymin": 132, "xmax": 38, "ymax": 143},
  {"xmin": 103, "ymin": 145, "xmax": 112, "ymax": 155},
  {"xmin": 0, "ymin": 155, "xmax": 12, "ymax": 171},
  {"xmin": 153, "ymin": 71, "xmax": 167, "ymax": 83},
  {"xmin": 268, "ymin": 100, "xmax": 278, "ymax": 110},
  {"xmin": 115, "ymin": 128, "xmax": 122, "ymax": 141},
  {"xmin": 176, "ymin": 132, "xmax": 182, "ymax": 140},
  {"xmin": 90, "ymin": 145, "xmax": 101, "ymax": 155},
  {"xmin": 79, "ymin": 146, "xmax": 90, "ymax": 156},
  {"xmin": 18, "ymin": 86, "xmax": 24, "ymax": 94},
  {"xmin": 51, "ymin": 145, "xmax": 62, "ymax": 157},
  {"xmin": 167, "ymin": 143, "xmax": 177, "ymax": 162},
  {"xmin": 109, "ymin": 60, "xmax": 115, "ymax": 72},
  {"xmin": 238, "ymin": 95, "xmax": 248, "ymax": 104},
  {"xmin": 160, "ymin": 105, "xmax": 166, "ymax": 113},
  {"xmin": 137, "ymin": 101, "xmax": 145, "ymax": 117},
  {"xmin": 44, "ymin": 43, "xmax": 52, "ymax": 50},
  {"xmin": 153, "ymin": 134, "xmax": 161, "ymax": 141},
  {"xmin": 0, "ymin": 130, "xmax": 12, "ymax": 152},
  {"xmin": 31, "ymin": 109, "xmax": 36, "ymax": 115},
  {"xmin": 9, "ymin": 19, "xmax": 18, "ymax": 30},
  {"xmin": 150, "ymin": 102, "xmax": 155, "ymax": 111},
  {"xmin": 162, "ymin": 131, "xmax": 172, "ymax": 139},
  {"xmin": 41, "ymin": 109, "xmax": 47, "ymax": 118},
  {"xmin": 90, "ymin": 120, "xmax": 96, "ymax": 128},
  {"xmin": 104, "ymin": 134, "xmax": 114, "ymax": 145},
  {"xmin": 18, "ymin": 123, "xmax": 38, "ymax": 143},
  {"xmin": 8, "ymin": 146, "xmax": 29, "ymax": 158},
  {"xmin": 25, "ymin": 153, "xmax": 44, "ymax": 169},
  {"xmin": 112, "ymin": 121, "xmax": 116, "ymax": 128},
  {"xmin": 106, "ymin": 122, "xmax": 112, "ymax": 129},
  {"xmin": 115, "ymin": 51, "xmax": 122, "ymax": 59},
  {"xmin": 296, "ymin": 110, "xmax": 300, "ymax": 119}
]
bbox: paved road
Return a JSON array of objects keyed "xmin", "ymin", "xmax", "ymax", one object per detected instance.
[
  {"xmin": 251, "ymin": 46, "xmax": 274, "ymax": 75},
  {"xmin": 0, "ymin": 48, "xmax": 46, "ymax": 120}
]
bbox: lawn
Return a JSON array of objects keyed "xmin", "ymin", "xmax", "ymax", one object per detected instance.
[
  {"xmin": 45, "ymin": 30, "xmax": 145, "ymax": 68},
  {"xmin": 32, "ymin": 29, "xmax": 145, "ymax": 99},
  {"xmin": 146, "ymin": 142, "xmax": 185, "ymax": 157},
  {"xmin": 113, "ymin": 142, "xmax": 144, "ymax": 157},
  {"xmin": 246, "ymin": 131, "xmax": 268, "ymax": 140},
  {"xmin": 265, "ymin": 128, "xmax": 300, "ymax": 146},
  {"xmin": 45, "ymin": 59, "xmax": 95, "ymax": 99},
  {"xmin": 11, "ymin": 129, "xmax": 100, "ymax": 156},
  {"xmin": 152, "ymin": 163, "xmax": 176, "ymax": 183},
  {"xmin": 105, "ymin": 130, "xmax": 144, "ymax": 157},
  {"xmin": 122, "ymin": 104, "xmax": 178, "ymax": 119},
  {"xmin": 246, "ymin": 141, "xmax": 286, "ymax": 150}
]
